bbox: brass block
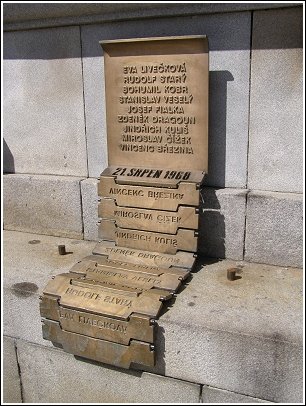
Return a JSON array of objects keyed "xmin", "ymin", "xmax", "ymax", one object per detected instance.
[
  {"xmin": 42, "ymin": 319, "xmax": 155, "ymax": 368},
  {"xmin": 99, "ymin": 219, "xmax": 198, "ymax": 254},
  {"xmin": 40, "ymin": 296, "xmax": 154, "ymax": 345},
  {"xmin": 69, "ymin": 255, "xmax": 186, "ymax": 292},
  {"xmin": 98, "ymin": 198, "xmax": 199, "ymax": 234},
  {"xmin": 92, "ymin": 240, "xmax": 196, "ymax": 269},
  {"xmin": 42, "ymin": 273, "xmax": 172, "ymax": 320},
  {"xmin": 98, "ymin": 173, "xmax": 201, "ymax": 211}
]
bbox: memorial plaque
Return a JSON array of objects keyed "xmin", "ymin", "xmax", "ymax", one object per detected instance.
[
  {"xmin": 40, "ymin": 296, "xmax": 154, "ymax": 345},
  {"xmin": 43, "ymin": 274, "xmax": 172, "ymax": 320},
  {"xmin": 100, "ymin": 165, "xmax": 204, "ymax": 188},
  {"xmin": 71, "ymin": 255, "xmax": 190, "ymax": 280},
  {"xmin": 42, "ymin": 319, "xmax": 155, "ymax": 368},
  {"xmin": 40, "ymin": 35, "xmax": 209, "ymax": 370},
  {"xmin": 98, "ymin": 173, "xmax": 201, "ymax": 211},
  {"xmin": 69, "ymin": 256, "xmax": 185, "ymax": 292},
  {"xmin": 92, "ymin": 240, "xmax": 196, "ymax": 269},
  {"xmin": 99, "ymin": 219, "xmax": 198, "ymax": 254},
  {"xmin": 99, "ymin": 198, "xmax": 199, "ymax": 234},
  {"xmin": 101, "ymin": 36, "xmax": 208, "ymax": 173}
]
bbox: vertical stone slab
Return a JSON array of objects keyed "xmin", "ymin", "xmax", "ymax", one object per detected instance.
[
  {"xmin": 81, "ymin": 12, "xmax": 251, "ymax": 187},
  {"xmin": 3, "ymin": 336, "xmax": 22, "ymax": 403},
  {"xmin": 248, "ymin": 7, "xmax": 303, "ymax": 192},
  {"xmin": 245, "ymin": 191, "xmax": 303, "ymax": 267},
  {"xmin": 3, "ymin": 174, "xmax": 84, "ymax": 238},
  {"xmin": 198, "ymin": 188, "xmax": 247, "ymax": 260},
  {"xmin": 3, "ymin": 27, "xmax": 88, "ymax": 176}
]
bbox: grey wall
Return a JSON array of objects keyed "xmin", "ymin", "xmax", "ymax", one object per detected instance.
[{"xmin": 3, "ymin": 4, "xmax": 303, "ymax": 267}]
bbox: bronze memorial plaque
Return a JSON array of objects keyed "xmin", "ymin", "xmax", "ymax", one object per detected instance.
[
  {"xmin": 40, "ymin": 295, "xmax": 154, "ymax": 345},
  {"xmin": 42, "ymin": 274, "xmax": 172, "ymax": 320},
  {"xmin": 42, "ymin": 319, "xmax": 155, "ymax": 368},
  {"xmin": 92, "ymin": 240, "xmax": 196, "ymax": 269},
  {"xmin": 40, "ymin": 35, "xmax": 209, "ymax": 370},
  {"xmin": 98, "ymin": 171, "xmax": 201, "ymax": 211},
  {"xmin": 69, "ymin": 255, "xmax": 187, "ymax": 291},
  {"xmin": 101, "ymin": 36, "xmax": 208, "ymax": 174},
  {"xmin": 99, "ymin": 219, "xmax": 198, "ymax": 254},
  {"xmin": 70, "ymin": 255, "xmax": 190, "ymax": 280},
  {"xmin": 98, "ymin": 198, "xmax": 199, "ymax": 234}
]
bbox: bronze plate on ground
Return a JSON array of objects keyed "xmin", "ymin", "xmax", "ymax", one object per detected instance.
[
  {"xmin": 98, "ymin": 172, "xmax": 201, "ymax": 211},
  {"xmin": 71, "ymin": 255, "xmax": 190, "ymax": 280},
  {"xmin": 101, "ymin": 36, "xmax": 208, "ymax": 173},
  {"xmin": 92, "ymin": 241, "xmax": 196, "ymax": 269},
  {"xmin": 99, "ymin": 198, "xmax": 199, "ymax": 234},
  {"xmin": 70, "ymin": 255, "xmax": 186, "ymax": 291},
  {"xmin": 42, "ymin": 274, "xmax": 172, "ymax": 320},
  {"xmin": 42, "ymin": 319, "xmax": 155, "ymax": 368},
  {"xmin": 40, "ymin": 296, "xmax": 154, "ymax": 345},
  {"xmin": 99, "ymin": 219, "xmax": 198, "ymax": 254}
]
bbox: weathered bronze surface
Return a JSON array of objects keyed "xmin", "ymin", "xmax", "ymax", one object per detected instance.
[
  {"xmin": 42, "ymin": 319, "xmax": 155, "ymax": 368},
  {"xmin": 99, "ymin": 198, "xmax": 199, "ymax": 233},
  {"xmin": 99, "ymin": 219, "xmax": 198, "ymax": 254},
  {"xmin": 100, "ymin": 36, "xmax": 208, "ymax": 173},
  {"xmin": 40, "ymin": 296, "xmax": 154, "ymax": 345},
  {"xmin": 43, "ymin": 274, "xmax": 172, "ymax": 320},
  {"xmin": 71, "ymin": 255, "xmax": 190, "ymax": 280},
  {"xmin": 69, "ymin": 255, "xmax": 186, "ymax": 291},
  {"xmin": 92, "ymin": 240, "xmax": 196, "ymax": 269},
  {"xmin": 98, "ymin": 172, "xmax": 201, "ymax": 211}
]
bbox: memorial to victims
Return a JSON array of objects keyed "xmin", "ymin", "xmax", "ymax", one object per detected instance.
[{"xmin": 40, "ymin": 36, "xmax": 209, "ymax": 369}]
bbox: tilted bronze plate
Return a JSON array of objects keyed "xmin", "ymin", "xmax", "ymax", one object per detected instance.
[
  {"xmin": 42, "ymin": 319, "xmax": 155, "ymax": 368},
  {"xmin": 101, "ymin": 36, "xmax": 208, "ymax": 173},
  {"xmin": 42, "ymin": 274, "xmax": 172, "ymax": 320},
  {"xmin": 40, "ymin": 295, "xmax": 154, "ymax": 345},
  {"xmin": 92, "ymin": 240, "xmax": 196, "ymax": 269},
  {"xmin": 70, "ymin": 255, "xmax": 186, "ymax": 292},
  {"xmin": 98, "ymin": 172, "xmax": 201, "ymax": 211},
  {"xmin": 99, "ymin": 198, "xmax": 199, "ymax": 234},
  {"xmin": 71, "ymin": 255, "xmax": 190, "ymax": 280},
  {"xmin": 99, "ymin": 219, "xmax": 198, "ymax": 254}
]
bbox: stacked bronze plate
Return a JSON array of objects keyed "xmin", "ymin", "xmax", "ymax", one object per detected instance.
[{"xmin": 40, "ymin": 35, "xmax": 209, "ymax": 369}]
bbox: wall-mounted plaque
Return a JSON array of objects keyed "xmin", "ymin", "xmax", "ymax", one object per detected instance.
[{"xmin": 101, "ymin": 36, "xmax": 209, "ymax": 175}]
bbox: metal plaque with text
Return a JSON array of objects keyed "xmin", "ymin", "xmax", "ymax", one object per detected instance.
[
  {"xmin": 40, "ymin": 295, "xmax": 154, "ymax": 345},
  {"xmin": 99, "ymin": 198, "xmax": 199, "ymax": 234},
  {"xmin": 42, "ymin": 274, "xmax": 172, "ymax": 320},
  {"xmin": 99, "ymin": 219, "xmax": 198, "ymax": 254},
  {"xmin": 101, "ymin": 36, "xmax": 208, "ymax": 173},
  {"xmin": 69, "ymin": 255, "xmax": 186, "ymax": 291},
  {"xmin": 92, "ymin": 240, "xmax": 196, "ymax": 269},
  {"xmin": 42, "ymin": 319, "xmax": 155, "ymax": 368}
]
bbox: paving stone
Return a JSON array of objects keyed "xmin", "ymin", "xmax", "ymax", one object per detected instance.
[
  {"xmin": 3, "ymin": 27, "xmax": 87, "ymax": 176},
  {"xmin": 199, "ymin": 187, "xmax": 246, "ymax": 260},
  {"xmin": 3, "ymin": 231, "xmax": 97, "ymax": 346},
  {"xmin": 3, "ymin": 174, "xmax": 84, "ymax": 238},
  {"xmin": 81, "ymin": 11, "xmax": 251, "ymax": 188},
  {"xmin": 3, "ymin": 231, "xmax": 303, "ymax": 403},
  {"xmin": 150, "ymin": 259, "xmax": 303, "ymax": 403},
  {"xmin": 201, "ymin": 385, "xmax": 273, "ymax": 403},
  {"xmin": 17, "ymin": 340, "xmax": 200, "ymax": 403},
  {"xmin": 81, "ymin": 178, "xmax": 99, "ymax": 241},
  {"xmin": 245, "ymin": 191, "xmax": 303, "ymax": 268},
  {"xmin": 3, "ymin": 336, "xmax": 22, "ymax": 403},
  {"xmin": 248, "ymin": 7, "xmax": 303, "ymax": 193}
]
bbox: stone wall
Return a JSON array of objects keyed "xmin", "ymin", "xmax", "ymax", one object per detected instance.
[{"xmin": 3, "ymin": 4, "xmax": 303, "ymax": 264}]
